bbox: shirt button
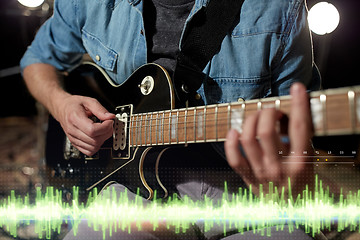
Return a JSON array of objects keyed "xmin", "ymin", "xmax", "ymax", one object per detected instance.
[{"xmin": 95, "ymin": 55, "xmax": 101, "ymax": 61}]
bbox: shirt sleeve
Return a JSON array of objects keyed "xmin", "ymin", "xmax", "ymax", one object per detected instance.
[
  {"xmin": 271, "ymin": 0, "xmax": 321, "ymax": 96},
  {"xmin": 20, "ymin": 0, "xmax": 86, "ymax": 72}
]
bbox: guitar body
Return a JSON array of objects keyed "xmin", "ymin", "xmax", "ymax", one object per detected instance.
[{"xmin": 46, "ymin": 62, "xmax": 175, "ymax": 200}]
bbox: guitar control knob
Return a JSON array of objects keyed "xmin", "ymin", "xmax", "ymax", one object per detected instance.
[{"xmin": 139, "ymin": 76, "xmax": 154, "ymax": 95}]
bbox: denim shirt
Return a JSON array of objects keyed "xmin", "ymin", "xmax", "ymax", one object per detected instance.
[{"xmin": 20, "ymin": 0, "xmax": 320, "ymax": 105}]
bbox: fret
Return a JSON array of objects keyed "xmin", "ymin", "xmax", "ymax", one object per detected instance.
[
  {"xmin": 147, "ymin": 113, "xmax": 151, "ymax": 145},
  {"xmin": 176, "ymin": 110, "xmax": 180, "ymax": 144},
  {"xmin": 320, "ymin": 94, "xmax": 327, "ymax": 135},
  {"xmin": 161, "ymin": 111, "xmax": 165, "ymax": 145},
  {"xmin": 275, "ymin": 99, "xmax": 281, "ymax": 134},
  {"xmin": 227, "ymin": 104, "xmax": 231, "ymax": 133},
  {"xmin": 164, "ymin": 111, "xmax": 170, "ymax": 144},
  {"xmin": 137, "ymin": 114, "xmax": 141, "ymax": 146},
  {"xmin": 132, "ymin": 114, "xmax": 136, "ymax": 146},
  {"xmin": 141, "ymin": 114, "xmax": 145, "ymax": 146},
  {"xmin": 357, "ymin": 95, "xmax": 360, "ymax": 126},
  {"xmin": 146, "ymin": 113, "xmax": 150, "ymax": 145},
  {"xmin": 136, "ymin": 115, "xmax": 140, "ymax": 146},
  {"xmin": 242, "ymin": 103, "xmax": 246, "ymax": 128},
  {"xmin": 142, "ymin": 114, "xmax": 146, "ymax": 146},
  {"xmin": 215, "ymin": 105, "xmax": 218, "ymax": 141},
  {"xmin": 166, "ymin": 112, "xmax": 170, "ymax": 143},
  {"xmin": 142, "ymin": 114, "xmax": 145, "ymax": 146},
  {"xmin": 203, "ymin": 106, "xmax": 207, "ymax": 142},
  {"xmin": 144, "ymin": 113, "xmax": 148, "ymax": 146},
  {"xmin": 128, "ymin": 115, "xmax": 131, "ymax": 147},
  {"xmin": 348, "ymin": 91, "xmax": 356, "ymax": 133},
  {"xmin": 130, "ymin": 115, "xmax": 135, "ymax": 147},
  {"xmin": 155, "ymin": 112, "xmax": 159, "ymax": 145},
  {"xmin": 149, "ymin": 113, "xmax": 154, "ymax": 145},
  {"xmin": 184, "ymin": 108, "xmax": 188, "ymax": 145},
  {"xmin": 275, "ymin": 99, "xmax": 281, "ymax": 110},
  {"xmin": 257, "ymin": 101, "xmax": 262, "ymax": 110},
  {"xmin": 158, "ymin": 112, "xmax": 162, "ymax": 144},
  {"xmin": 193, "ymin": 107, "xmax": 197, "ymax": 143},
  {"xmin": 169, "ymin": 110, "xmax": 172, "ymax": 144},
  {"xmin": 138, "ymin": 114, "xmax": 142, "ymax": 146},
  {"xmin": 147, "ymin": 113, "xmax": 152, "ymax": 145}
]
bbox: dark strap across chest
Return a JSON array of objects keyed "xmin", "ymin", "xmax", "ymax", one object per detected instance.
[
  {"xmin": 174, "ymin": 0, "xmax": 245, "ymax": 105},
  {"xmin": 144, "ymin": 0, "xmax": 245, "ymax": 106}
]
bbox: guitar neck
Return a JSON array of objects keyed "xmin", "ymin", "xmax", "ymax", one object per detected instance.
[{"xmin": 128, "ymin": 86, "xmax": 360, "ymax": 147}]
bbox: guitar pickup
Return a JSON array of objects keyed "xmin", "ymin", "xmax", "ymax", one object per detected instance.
[
  {"xmin": 113, "ymin": 113, "xmax": 127, "ymax": 150},
  {"xmin": 113, "ymin": 105, "xmax": 132, "ymax": 154}
]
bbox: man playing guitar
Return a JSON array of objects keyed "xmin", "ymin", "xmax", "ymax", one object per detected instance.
[{"xmin": 21, "ymin": 0, "xmax": 322, "ymax": 239}]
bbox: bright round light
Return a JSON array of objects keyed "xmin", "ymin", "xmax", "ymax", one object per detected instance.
[
  {"xmin": 18, "ymin": 0, "xmax": 45, "ymax": 8},
  {"xmin": 308, "ymin": 2, "xmax": 340, "ymax": 35}
]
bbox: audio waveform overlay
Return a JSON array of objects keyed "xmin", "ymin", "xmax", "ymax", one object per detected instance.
[{"xmin": 0, "ymin": 175, "xmax": 359, "ymax": 239}]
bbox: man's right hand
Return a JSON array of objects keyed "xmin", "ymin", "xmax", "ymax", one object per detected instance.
[
  {"xmin": 23, "ymin": 63, "xmax": 115, "ymax": 157},
  {"xmin": 54, "ymin": 95, "xmax": 115, "ymax": 156}
]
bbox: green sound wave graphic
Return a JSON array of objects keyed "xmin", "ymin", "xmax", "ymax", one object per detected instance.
[{"xmin": 0, "ymin": 175, "xmax": 359, "ymax": 239}]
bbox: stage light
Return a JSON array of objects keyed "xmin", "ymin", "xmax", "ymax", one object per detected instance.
[
  {"xmin": 308, "ymin": 2, "xmax": 340, "ymax": 35},
  {"xmin": 17, "ymin": 0, "xmax": 44, "ymax": 8}
]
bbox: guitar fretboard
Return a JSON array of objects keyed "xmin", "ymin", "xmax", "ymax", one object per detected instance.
[{"xmin": 128, "ymin": 86, "xmax": 360, "ymax": 147}]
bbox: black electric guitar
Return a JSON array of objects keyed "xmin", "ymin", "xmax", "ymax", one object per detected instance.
[{"xmin": 46, "ymin": 61, "xmax": 360, "ymax": 200}]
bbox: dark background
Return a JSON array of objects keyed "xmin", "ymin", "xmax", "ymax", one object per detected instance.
[{"xmin": 0, "ymin": 0, "xmax": 359, "ymax": 116}]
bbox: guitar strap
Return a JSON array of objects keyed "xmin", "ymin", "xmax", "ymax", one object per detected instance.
[{"xmin": 173, "ymin": 0, "xmax": 245, "ymax": 106}]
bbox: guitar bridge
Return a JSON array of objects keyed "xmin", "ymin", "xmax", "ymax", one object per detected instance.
[{"xmin": 113, "ymin": 104, "xmax": 132, "ymax": 158}]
